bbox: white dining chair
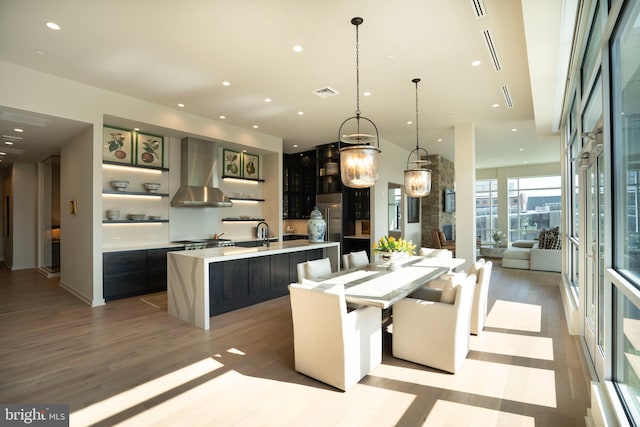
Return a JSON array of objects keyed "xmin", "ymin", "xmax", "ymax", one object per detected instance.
[
  {"xmin": 288, "ymin": 282, "xmax": 382, "ymax": 391},
  {"xmin": 392, "ymin": 274, "xmax": 476, "ymax": 373},
  {"xmin": 297, "ymin": 257, "xmax": 332, "ymax": 282},
  {"xmin": 342, "ymin": 250, "xmax": 369, "ymax": 269},
  {"xmin": 470, "ymin": 260, "xmax": 493, "ymax": 335},
  {"xmin": 419, "ymin": 247, "xmax": 453, "ymax": 258}
]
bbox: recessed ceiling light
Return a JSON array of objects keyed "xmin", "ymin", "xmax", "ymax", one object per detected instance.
[
  {"xmin": 293, "ymin": 144, "xmax": 298, "ymax": 148},
  {"xmin": 0, "ymin": 152, "xmax": 6, "ymax": 156},
  {"xmin": 252, "ymin": 125, "xmax": 259, "ymax": 129},
  {"xmin": 363, "ymin": 92, "xmax": 371, "ymax": 97},
  {"xmin": 511, "ymin": 128, "xmax": 518, "ymax": 132},
  {"xmin": 472, "ymin": 60, "xmax": 481, "ymax": 66},
  {"xmin": 177, "ymin": 103, "xmax": 185, "ymax": 108},
  {"xmin": 46, "ymin": 22, "xmax": 61, "ymax": 30},
  {"xmin": 264, "ymin": 98, "xmax": 272, "ymax": 103},
  {"xmin": 133, "ymin": 127, "xmax": 140, "ymax": 131},
  {"xmin": 406, "ymin": 121, "xmax": 413, "ymax": 125},
  {"xmin": 219, "ymin": 115, "xmax": 226, "ymax": 119},
  {"xmin": 14, "ymin": 128, "xmax": 23, "ymax": 133},
  {"xmin": 519, "ymin": 148, "xmax": 524, "ymax": 151},
  {"xmin": 5, "ymin": 141, "xmax": 14, "ymax": 145},
  {"xmin": 437, "ymin": 138, "xmax": 443, "ymax": 142},
  {"xmin": 297, "ymin": 111, "xmax": 304, "ymax": 116},
  {"xmin": 492, "ymin": 103, "xmax": 499, "ymax": 108},
  {"xmin": 293, "ymin": 45, "xmax": 303, "ymax": 52},
  {"xmin": 222, "ymin": 81, "xmax": 230, "ymax": 86},
  {"xmin": 34, "ymin": 49, "xmax": 45, "ymax": 55}
]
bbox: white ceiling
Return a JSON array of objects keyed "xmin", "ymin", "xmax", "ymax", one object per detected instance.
[{"xmin": 0, "ymin": 0, "xmax": 575, "ymax": 169}]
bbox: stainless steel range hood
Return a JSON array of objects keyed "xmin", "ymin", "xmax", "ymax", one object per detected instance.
[{"xmin": 171, "ymin": 137, "xmax": 232, "ymax": 207}]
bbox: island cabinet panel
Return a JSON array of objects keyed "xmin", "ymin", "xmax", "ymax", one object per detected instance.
[
  {"xmin": 270, "ymin": 253, "xmax": 290, "ymax": 291},
  {"xmin": 103, "ymin": 250, "xmax": 148, "ymax": 301},
  {"xmin": 208, "ymin": 248, "xmax": 327, "ymax": 316},
  {"xmin": 249, "ymin": 256, "xmax": 271, "ymax": 293}
]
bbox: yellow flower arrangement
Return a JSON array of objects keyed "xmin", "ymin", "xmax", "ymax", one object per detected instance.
[{"xmin": 373, "ymin": 235, "xmax": 416, "ymax": 255}]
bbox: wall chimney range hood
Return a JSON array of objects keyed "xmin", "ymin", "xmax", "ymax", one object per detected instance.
[{"xmin": 170, "ymin": 137, "xmax": 232, "ymax": 207}]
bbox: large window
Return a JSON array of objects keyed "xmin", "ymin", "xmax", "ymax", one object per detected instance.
[
  {"xmin": 508, "ymin": 176, "xmax": 562, "ymax": 242},
  {"xmin": 611, "ymin": 0, "xmax": 640, "ymax": 420},
  {"xmin": 475, "ymin": 179, "xmax": 497, "ymax": 242},
  {"xmin": 611, "ymin": 0, "xmax": 640, "ymax": 284}
]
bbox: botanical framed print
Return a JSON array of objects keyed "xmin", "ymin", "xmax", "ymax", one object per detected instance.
[
  {"xmin": 103, "ymin": 126, "xmax": 133, "ymax": 164},
  {"xmin": 135, "ymin": 132, "xmax": 164, "ymax": 168},
  {"xmin": 223, "ymin": 149, "xmax": 241, "ymax": 177},
  {"xmin": 242, "ymin": 152, "xmax": 259, "ymax": 180}
]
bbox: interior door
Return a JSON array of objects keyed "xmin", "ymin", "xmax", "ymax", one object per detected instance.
[{"xmin": 583, "ymin": 133, "xmax": 605, "ymax": 379}]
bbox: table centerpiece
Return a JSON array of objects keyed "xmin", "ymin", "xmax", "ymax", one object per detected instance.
[{"xmin": 373, "ymin": 236, "xmax": 416, "ymax": 270}]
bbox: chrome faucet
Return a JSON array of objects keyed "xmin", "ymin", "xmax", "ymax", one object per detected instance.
[{"xmin": 257, "ymin": 221, "xmax": 270, "ymax": 247}]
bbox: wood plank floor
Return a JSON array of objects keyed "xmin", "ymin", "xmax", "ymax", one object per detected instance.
[{"xmin": 0, "ymin": 262, "xmax": 591, "ymax": 426}]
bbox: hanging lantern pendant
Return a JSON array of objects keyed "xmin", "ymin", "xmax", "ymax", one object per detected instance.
[
  {"xmin": 338, "ymin": 17, "xmax": 381, "ymax": 189},
  {"xmin": 404, "ymin": 78, "xmax": 432, "ymax": 198}
]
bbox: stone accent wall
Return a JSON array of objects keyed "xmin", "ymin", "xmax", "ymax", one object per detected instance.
[{"xmin": 420, "ymin": 154, "xmax": 455, "ymax": 247}]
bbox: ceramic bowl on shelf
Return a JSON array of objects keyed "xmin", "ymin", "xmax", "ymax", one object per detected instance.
[
  {"xmin": 110, "ymin": 180, "xmax": 129, "ymax": 191},
  {"xmin": 148, "ymin": 215, "xmax": 161, "ymax": 220},
  {"xmin": 144, "ymin": 182, "xmax": 161, "ymax": 193},
  {"xmin": 127, "ymin": 213, "xmax": 146, "ymax": 220},
  {"xmin": 106, "ymin": 209, "xmax": 120, "ymax": 220}
]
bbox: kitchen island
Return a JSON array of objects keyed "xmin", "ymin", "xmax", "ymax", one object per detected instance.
[{"xmin": 167, "ymin": 240, "xmax": 340, "ymax": 330}]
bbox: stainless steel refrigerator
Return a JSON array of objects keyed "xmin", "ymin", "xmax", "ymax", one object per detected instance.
[{"xmin": 316, "ymin": 193, "xmax": 342, "ymax": 244}]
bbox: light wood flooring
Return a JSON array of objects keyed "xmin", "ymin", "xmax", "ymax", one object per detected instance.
[{"xmin": 0, "ymin": 262, "xmax": 591, "ymax": 426}]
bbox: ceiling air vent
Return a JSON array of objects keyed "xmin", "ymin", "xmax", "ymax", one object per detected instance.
[
  {"xmin": 2, "ymin": 135, "xmax": 23, "ymax": 142},
  {"xmin": 313, "ymin": 87, "xmax": 339, "ymax": 99},
  {"xmin": 469, "ymin": 0, "xmax": 487, "ymax": 17},
  {"xmin": 501, "ymin": 85, "xmax": 514, "ymax": 108},
  {"xmin": 482, "ymin": 29, "xmax": 502, "ymax": 71},
  {"xmin": 0, "ymin": 110, "xmax": 51, "ymax": 127}
]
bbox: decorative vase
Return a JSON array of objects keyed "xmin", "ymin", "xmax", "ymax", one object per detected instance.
[
  {"xmin": 379, "ymin": 251, "xmax": 408, "ymax": 270},
  {"xmin": 307, "ymin": 207, "xmax": 326, "ymax": 242}
]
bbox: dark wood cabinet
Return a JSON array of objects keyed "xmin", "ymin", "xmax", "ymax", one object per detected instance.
[
  {"xmin": 316, "ymin": 142, "xmax": 341, "ymax": 194},
  {"xmin": 283, "ymin": 150, "xmax": 316, "ymax": 218},
  {"xmin": 103, "ymin": 247, "xmax": 182, "ymax": 301},
  {"xmin": 208, "ymin": 249, "xmax": 324, "ymax": 316}
]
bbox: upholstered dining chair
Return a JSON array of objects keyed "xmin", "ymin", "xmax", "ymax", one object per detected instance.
[
  {"xmin": 288, "ymin": 282, "xmax": 382, "ymax": 391},
  {"xmin": 342, "ymin": 250, "xmax": 370, "ymax": 270},
  {"xmin": 392, "ymin": 274, "xmax": 475, "ymax": 373},
  {"xmin": 418, "ymin": 247, "xmax": 453, "ymax": 258},
  {"xmin": 297, "ymin": 257, "xmax": 332, "ymax": 282},
  {"xmin": 424, "ymin": 258, "xmax": 492, "ymax": 335},
  {"xmin": 470, "ymin": 260, "xmax": 493, "ymax": 335}
]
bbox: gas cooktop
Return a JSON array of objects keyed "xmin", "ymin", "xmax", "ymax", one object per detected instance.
[{"xmin": 172, "ymin": 239, "xmax": 234, "ymax": 250}]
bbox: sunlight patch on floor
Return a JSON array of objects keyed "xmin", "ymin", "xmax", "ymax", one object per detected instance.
[
  {"xmin": 70, "ymin": 358, "xmax": 224, "ymax": 426},
  {"xmin": 485, "ymin": 300, "xmax": 542, "ymax": 332},
  {"xmin": 113, "ymin": 370, "xmax": 416, "ymax": 427},
  {"xmin": 372, "ymin": 358, "xmax": 556, "ymax": 408},
  {"xmin": 470, "ymin": 331, "xmax": 554, "ymax": 360},
  {"xmin": 423, "ymin": 399, "xmax": 535, "ymax": 427}
]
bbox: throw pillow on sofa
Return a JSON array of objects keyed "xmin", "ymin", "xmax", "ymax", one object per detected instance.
[{"xmin": 539, "ymin": 227, "xmax": 561, "ymax": 249}]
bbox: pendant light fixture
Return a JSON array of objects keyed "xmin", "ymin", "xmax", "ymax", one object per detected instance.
[
  {"xmin": 404, "ymin": 78, "xmax": 432, "ymax": 197},
  {"xmin": 338, "ymin": 17, "xmax": 381, "ymax": 189}
]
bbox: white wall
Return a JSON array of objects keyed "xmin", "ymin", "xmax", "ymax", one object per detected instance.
[
  {"xmin": 9, "ymin": 163, "xmax": 37, "ymax": 269},
  {"xmin": 60, "ymin": 127, "xmax": 97, "ymax": 305},
  {"xmin": 371, "ymin": 138, "xmax": 414, "ymax": 258}
]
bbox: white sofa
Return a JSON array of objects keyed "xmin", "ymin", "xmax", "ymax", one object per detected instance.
[{"xmin": 502, "ymin": 240, "xmax": 561, "ymax": 272}]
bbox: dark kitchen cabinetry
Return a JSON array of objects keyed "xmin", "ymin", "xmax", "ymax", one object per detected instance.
[
  {"xmin": 316, "ymin": 142, "xmax": 341, "ymax": 194},
  {"xmin": 208, "ymin": 248, "xmax": 323, "ymax": 315},
  {"xmin": 283, "ymin": 150, "xmax": 316, "ymax": 219},
  {"xmin": 103, "ymin": 247, "xmax": 182, "ymax": 301}
]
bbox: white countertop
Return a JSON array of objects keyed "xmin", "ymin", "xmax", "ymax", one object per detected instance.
[
  {"xmin": 103, "ymin": 242, "xmax": 186, "ymax": 253},
  {"xmin": 170, "ymin": 240, "xmax": 339, "ymax": 262}
]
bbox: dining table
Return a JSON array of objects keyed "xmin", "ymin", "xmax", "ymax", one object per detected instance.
[{"xmin": 305, "ymin": 255, "xmax": 466, "ymax": 309}]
